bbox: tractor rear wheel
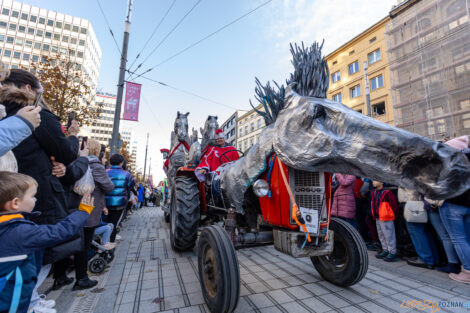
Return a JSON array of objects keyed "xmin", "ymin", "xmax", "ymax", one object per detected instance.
[
  {"xmin": 170, "ymin": 176, "xmax": 200, "ymax": 251},
  {"xmin": 311, "ymin": 217, "xmax": 368, "ymax": 287},
  {"xmin": 197, "ymin": 225, "xmax": 240, "ymax": 313}
]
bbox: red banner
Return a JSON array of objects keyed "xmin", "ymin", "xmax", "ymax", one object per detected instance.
[{"xmin": 122, "ymin": 82, "xmax": 141, "ymax": 121}]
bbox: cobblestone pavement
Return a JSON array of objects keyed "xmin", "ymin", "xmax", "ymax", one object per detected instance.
[{"xmin": 44, "ymin": 207, "xmax": 470, "ymax": 313}]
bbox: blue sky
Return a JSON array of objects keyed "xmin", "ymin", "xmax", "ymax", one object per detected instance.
[{"xmin": 31, "ymin": 0, "xmax": 395, "ymax": 181}]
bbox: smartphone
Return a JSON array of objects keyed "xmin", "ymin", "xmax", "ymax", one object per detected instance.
[
  {"xmin": 67, "ymin": 112, "xmax": 76, "ymax": 129},
  {"xmin": 81, "ymin": 136, "xmax": 88, "ymax": 150},
  {"xmin": 33, "ymin": 91, "xmax": 43, "ymax": 107}
]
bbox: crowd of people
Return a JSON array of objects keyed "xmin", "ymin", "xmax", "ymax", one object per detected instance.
[
  {"xmin": 331, "ymin": 135, "xmax": 470, "ymax": 285},
  {"xmin": 0, "ymin": 68, "xmax": 151, "ymax": 313}
]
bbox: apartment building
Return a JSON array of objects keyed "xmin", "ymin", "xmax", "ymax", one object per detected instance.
[
  {"xmin": 0, "ymin": 0, "xmax": 102, "ymax": 92},
  {"xmin": 220, "ymin": 110, "xmax": 247, "ymax": 148},
  {"xmin": 90, "ymin": 92, "xmax": 116, "ymax": 145},
  {"xmin": 236, "ymin": 105, "xmax": 266, "ymax": 153},
  {"xmin": 326, "ymin": 17, "xmax": 394, "ymax": 124}
]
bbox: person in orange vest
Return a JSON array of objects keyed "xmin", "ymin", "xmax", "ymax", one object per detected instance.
[{"xmin": 371, "ymin": 181, "xmax": 399, "ymax": 262}]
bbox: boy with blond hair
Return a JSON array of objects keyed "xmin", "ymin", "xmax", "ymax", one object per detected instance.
[{"xmin": 0, "ymin": 171, "xmax": 94, "ymax": 313}]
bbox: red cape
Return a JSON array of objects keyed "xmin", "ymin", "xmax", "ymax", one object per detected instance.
[{"xmin": 196, "ymin": 145, "xmax": 239, "ymax": 172}]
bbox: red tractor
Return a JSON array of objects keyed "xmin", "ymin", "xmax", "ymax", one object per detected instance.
[{"xmin": 169, "ymin": 155, "xmax": 367, "ymax": 313}]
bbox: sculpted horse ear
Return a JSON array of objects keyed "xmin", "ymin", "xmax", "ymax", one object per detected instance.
[
  {"xmin": 200, "ymin": 127, "xmax": 204, "ymax": 135},
  {"xmin": 177, "ymin": 111, "xmax": 181, "ymax": 117},
  {"xmin": 215, "ymin": 116, "xmax": 218, "ymax": 120},
  {"xmin": 185, "ymin": 112, "xmax": 190, "ymax": 117}
]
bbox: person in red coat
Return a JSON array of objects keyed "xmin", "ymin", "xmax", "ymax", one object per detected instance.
[{"xmin": 196, "ymin": 129, "xmax": 239, "ymax": 181}]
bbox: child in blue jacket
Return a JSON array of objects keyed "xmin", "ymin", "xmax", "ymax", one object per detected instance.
[{"xmin": 0, "ymin": 171, "xmax": 94, "ymax": 313}]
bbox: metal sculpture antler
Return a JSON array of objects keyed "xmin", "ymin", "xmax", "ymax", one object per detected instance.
[
  {"xmin": 249, "ymin": 77, "xmax": 286, "ymax": 126},
  {"xmin": 289, "ymin": 40, "xmax": 329, "ymax": 98}
]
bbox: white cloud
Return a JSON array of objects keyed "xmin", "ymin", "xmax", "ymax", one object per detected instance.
[{"xmin": 261, "ymin": 0, "xmax": 396, "ymax": 72}]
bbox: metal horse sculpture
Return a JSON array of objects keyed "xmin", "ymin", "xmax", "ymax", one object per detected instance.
[
  {"xmin": 168, "ymin": 112, "xmax": 191, "ymax": 193},
  {"xmin": 219, "ymin": 41, "xmax": 470, "ymax": 211}
]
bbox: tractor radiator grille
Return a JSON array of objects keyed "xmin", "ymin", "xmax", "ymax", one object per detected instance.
[
  {"xmin": 292, "ymin": 169, "xmax": 320, "ymax": 187},
  {"xmin": 295, "ymin": 194, "xmax": 323, "ymax": 211}
]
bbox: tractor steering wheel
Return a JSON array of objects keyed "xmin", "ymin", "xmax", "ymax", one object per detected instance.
[{"xmin": 219, "ymin": 149, "xmax": 244, "ymax": 164}]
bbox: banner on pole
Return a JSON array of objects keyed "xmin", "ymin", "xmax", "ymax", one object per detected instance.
[{"xmin": 123, "ymin": 82, "xmax": 141, "ymax": 121}]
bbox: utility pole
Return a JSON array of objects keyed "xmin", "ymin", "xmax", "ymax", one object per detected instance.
[
  {"xmin": 110, "ymin": 0, "xmax": 134, "ymax": 155},
  {"xmin": 363, "ymin": 61, "xmax": 372, "ymax": 117},
  {"xmin": 142, "ymin": 133, "xmax": 149, "ymax": 183},
  {"xmin": 148, "ymin": 157, "xmax": 152, "ymax": 185}
]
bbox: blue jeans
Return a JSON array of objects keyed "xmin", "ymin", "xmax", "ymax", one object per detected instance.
[
  {"xmin": 406, "ymin": 221, "xmax": 439, "ymax": 265},
  {"xmin": 428, "ymin": 211, "xmax": 460, "ymax": 264},
  {"xmin": 439, "ymin": 202, "xmax": 470, "ymax": 270},
  {"xmin": 94, "ymin": 224, "xmax": 113, "ymax": 245}
]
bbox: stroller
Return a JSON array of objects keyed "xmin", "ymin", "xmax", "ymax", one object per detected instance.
[{"xmin": 88, "ymin": 223, "xmax": 117, "ymax": 274}]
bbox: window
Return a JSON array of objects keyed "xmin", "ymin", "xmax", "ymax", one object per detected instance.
[
  {"xmin": 30, "ymin": 15, "xmax": 37, "ymax": 22},
  {"xmin": 250, "ymin": 122, "xmax": 254, "ymax": 132},
  {"xmin": 62, "ymin": 36, "xmax": 69, "ymax": 43},
  {"xmin": 0, "ymin": 21, "xmax": 6, "ymax": 28},
  {"xmin": 331, "ymin": 71, "xmax": 340, "ymax": 83},
  {"xmin": 370, "ymin": 75, "xmax": 384, "ymax": 90},
  {"xmin": 239, "ymin": 128, "xmax": 243, "ymax": 136},
  {"xmin": 9, "ymin": 23, "xmax": 16, "ymax": 31},
  {"xmin": 21, "ymin": 13, "xmax": 28, "ymax": 20},
  {"xmin": 11, "ymin": 11, "xmax": 19, "ymax": 18},
  {"xmin": 80, "ymin": 27, "xmax": 87, "ymax": 34},
  {"xmin": 33, "ymin": 42, "xmax": 41, "ymax": 49},
  {"xmin": 72, "ymin": 25, "xmax": 79, "ymax": 32},
  {"xmin": 0, "ymin": 35, "xmax": 4, "ymax": 42},
  {"xmin": 45, "ymin": 32, "xmax": 52, "ymax": 39},
  {"xmin": 356, "ymin": 109, "xmax": 363, "ymax": 114},
  {"xmin": 55, "ymin": 21, "xmax": 62, "ymax": 28},
  {"xmin": 349, "ymin": 61, "xmax": 359, "ymax": 74},
  {"xmin": 60, "ymin": 47, "xmax": 67, "ymax": 54},
  {"xmin": 23, "ymin": 53, "xmax": 30, "ymax": 61},
  {"xmin": 369, "ymin": 37, "xmax": 376, "ymax": 43},
  {"xmin": 244, "ymin": 125, "xmax": 248, "ymax": 134},
  {"xmin": 39, "ymin": 17, "xmax": 45, "ymax": 24},
  {"xmin": 6, "ymin": 36, "xmax": 14, "ymax": 44},
  {"xmin": 368, "ymin": 49, "xmax": 381, "ymax": 64},
  {"xmin": 36, "ymin": 29, "xmax": 43, "ymax": 37},
  {"xmin": 18, "ymin": 25, "xmax": 25, "ymax": 33},
  {"xmin": 79, "ymin": 39, "xmax": 85, "ymax": 46},
  {"xmin": 11, "ymin": 65, "xmax": 18, "ymax": 69},
  {"xmin": 52, "ymin": 46, "xmax": 58, "ymax": 53},
  {"xmin": 71, "ymin": 38, "xmax": 77, "ymax": 44},
  {"xmin": 42, "ymin": 44, "xmax": 50, "ymax": 51},
  {"xmin": 25, "ymin": 40, "xmax": 32, "ymax": 48},
  {"xmin": 332, "ymin": 60, "xmax": 337, "ymax": 65},
  {"xmin": 257, "ymin": 119, "xmax": 261, "ymax": 129},
  {"xmin": 13, "ymin": 52, "xmax": 20, "ymax": 59},
  {"xmin": 372, "ymin": 102, "xmax": 386, "ymax": 116},
  {"xmin": 349, "ymin": 50, "xmax": 355, "ymax": 55},
  {"xmin": 2, "ymin": 8, "xmax": 10, "ymax": 15},
  {"xmin": 53, "ymin": 33, "xmax": 60, "ymax": 40},
  {"xmin": 333, "ymin": 93, "xmax": 342, "ymax": 103},
  {"xmin": 28, "ymin": 27, "xmax": 35, "ymax": 35},
  {"xmin": 16, "ymin": 38, "xmax": 23, "ymax": 46},
  {"xmin": 47, "ymin": 19, "xmax": 53, "ymax": 26},
  {"xmin": 4, "ymin": 50, "xmax": 11, "ymax": 57},
  {"xmin": 77, "ymin": 51, "xmax": 83, "ymax": 58},
  {"xmin": 350, "ymin": 85, "xmax": 361, "ymax": 98},
  {"xmin": 447, "ymin": 0, "xmax": 465, "ymax": 16},
  {"xmin": 64, "ymin": 23, "xmax": 71, "ymax": 30}
]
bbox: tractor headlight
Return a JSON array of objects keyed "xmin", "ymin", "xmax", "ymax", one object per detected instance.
[{"xmin": 253, "ymin": 179, "xmax": 269, "ymax": 197}]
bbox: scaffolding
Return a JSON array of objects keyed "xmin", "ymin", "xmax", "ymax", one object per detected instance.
[{"xmin": 386, "ymin": 0, "xmax": 470, "ymax": 140}]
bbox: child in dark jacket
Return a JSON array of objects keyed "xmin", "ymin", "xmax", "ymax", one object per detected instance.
[
  {"xmin": 371, "ymin": 181, "xmax": 399, "ymax": 262},
  {"xmin": 0, "ymin": 171, "xmax": 94, "ymax": 313}
]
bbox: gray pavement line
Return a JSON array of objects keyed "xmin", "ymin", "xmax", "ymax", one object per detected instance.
[
  {"xmin": 150, "ymin": 239, "xmax": 156, "ymax": 260},
  {"xmin": 132, "ymin": 260, "xmax": 145, "ymax": 313},
  {"xmin": 198, "ymin": 303, "xmax": 207, "ymax": 313},
  {"xmin": 135, "ymin": 240, "xmax": 143, "ymax": 261},
  {"xmin": 255, "ymin": 248, "xmax": 372, "ymax": 313},
  {"xmin": 238, "ymin": 258, "xmax": 291, "ymax": 313},
  {"xmin": 162, "ymin": 238, "xmax": 169, "ymax": 259},
  {"xmin": 173, "ymin": 258, "xmax": 191, "ymax": 306},
  {"xmin": 242, "ymin": 295, "xmax": 262, "ymax": 313},
  {"xmin": 158, "ymin": 257, "xmax": 166, "ymax": 311},
  {"xmin": 187, "ymin": 256, "xmax": 200, "ymax": 282},
  {"xmin": 113, "ymin": 244, "xmax": 134, "ymax": 311}
]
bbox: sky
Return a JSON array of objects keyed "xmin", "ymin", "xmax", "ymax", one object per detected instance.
[{"xmin": 29, "ymin": 0, "xmax": 396, "ymax": 182}]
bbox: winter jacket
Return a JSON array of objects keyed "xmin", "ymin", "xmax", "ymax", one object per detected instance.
[
  {"xmin": 0, "ymin": 210, "xmax": 90, "ymax": 312},
  {"xmin": 87, "ymin": 156, "xmax": 114, "ymax": 227},
  {"xmin": 105, "ymin": 165, "xmax": 135, "ymax": 209},
  {"xmin": 137, "ymin": 184, "xmax": 144, "ymax": 202},
  {"xmin": 331, "ymin": 174, "xmax": 357, "ymax": 219},
  {"xmin": 0, "ymin": 115, "xmax": 33, "ymax": 157},
  {"xmin": 446, "ymin": 149, "xmax": 470, "ymax": 207},
  {"xmin": 371, "ymin": 189, "xmax": 399, "ymax": 221},
  {"xmin": 60, "ymin": 156, "xmax": 89, "ymax": 214},
  {"xmin": 2, "ymin": 86, "xmax": 79, "ymax": 225}
]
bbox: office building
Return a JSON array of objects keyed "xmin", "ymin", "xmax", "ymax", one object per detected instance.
[
  {"xmin": 237, "ymin": 105, "xmax": 266, "ymax": 153},
  {"xmin": 90, "ymin": 92, "xmax": 116, "ymax": 145}
]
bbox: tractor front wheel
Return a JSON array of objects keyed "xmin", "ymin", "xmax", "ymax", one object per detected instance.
[
  {"xmin": 197, "ymin": 225, "xmax": 240, "ymax": 313},
  {"xmin": 170, "ymin": 176, "xmax": 200, "ymax": 251},
  {"xmin": 311, "ymin": 217, "xmax": 368, "ymax": 287}
]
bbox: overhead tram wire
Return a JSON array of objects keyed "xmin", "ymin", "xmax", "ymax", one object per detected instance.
[
  {"xmin": 131, "ymin": 74, "xmax": 239, "ymax": 110},
  {"xmin": 127, "ymin": 0, "xmax": 202, "ymax": 81},
  {"xmin": 127, "ymin": 0, "xmax": 177, "ymax": 72},
  {"xmin": 96, "ymin": 0, "xmax": 122, "ymax": 57},
  {"xmin": 128, "ymin": 0, "xmax": 274, "ymax": 81}
]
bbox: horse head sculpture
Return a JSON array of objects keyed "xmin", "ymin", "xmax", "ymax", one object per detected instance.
[
  {"xmin": 200, "ymin": 115, "xmax": 219, "ymax": 151},
  {"xmin": 174, "ymin": 111, "xmax": 190, "ymax": 143},
  {"xmin": 219, "ymin": 41, "xmax": 470, "ymax": 211}
]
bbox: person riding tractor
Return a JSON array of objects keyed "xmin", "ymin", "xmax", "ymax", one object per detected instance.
[
  {"xmin": 160, "ymin": 148, "xmax": 170, "ymax": 174},
  {"xmin": 195, "ymin": 129, "xmax": 239, "ymax": 181}
]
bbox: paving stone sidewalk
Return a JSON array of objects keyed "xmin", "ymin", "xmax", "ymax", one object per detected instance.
[{"xmin": 44, "ymin": 206, "xmax": 470, "ymax": 313}]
